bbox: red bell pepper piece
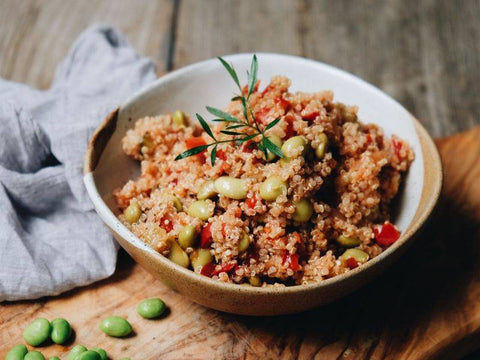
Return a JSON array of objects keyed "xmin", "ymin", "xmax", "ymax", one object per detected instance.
[
  {"xmin": 374, "ymin": 222, "xmax": 400, "ymax": 247},
  {"xmin": 200, "ymin": 223, "xmax": 213, "ymax": 248}
]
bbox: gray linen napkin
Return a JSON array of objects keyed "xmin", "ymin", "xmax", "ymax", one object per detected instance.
[{"xmin": 0, "ymin": 25, "xmax": 157, "ymax": 301}]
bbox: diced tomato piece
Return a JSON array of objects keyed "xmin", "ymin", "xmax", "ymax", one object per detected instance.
[
  {"xmin": 212, "ymin": 262, "xmax": 236, "ymax": 276},
  {"xmin": 374, "ymin": 222, "xmax": 400, "ymax": 247},
  {"xmin": 392, "ymin": 138, "xmax": 404, "ymax": 160},
  {"xmin": 243, "ymin": 140, "xmax": 257, "ymax": 153},
  {"xmin": 261, "ymin": 85, "xmax": 272, "ymax": 97},
  {"xmin": 186, "ymin": 136, "xmax": 207, "ymax": 160},
  {"xmin": 246, "ymin": 196, "xmax": 257, "ymax": 209},
  {"xmin": 186, "ymin": 136, "xmax": 207, "ymax": 149},
  {"xmin": 302, "ymin": 111, "xmax": 319, "ymax": 121},
  {"xmin": 216, "ymin": 149, "xmax": 227, "ymax": 160},
  {"xmin": 158, "ymin": 217, "xmax": 173, "ymax": 232},
  {"xmin": 282, "ymin": 252, "xmax": 300, "ymax": 271},
  {"xmin": 200, "ymin": 223, "xmax": 213, "ymax": 248},
  {"xmin": 345, "ymin": 257, "xmax": 359, "ymax": 269},
  {"xmin": 200, "ymin": 262, "xmax": 215, "ymax": 277},
  {"xmin": 274, "ymin": 97, "xmax": 290, "ymax": 112},
  {"xmin": 366, "ymin": 133, "xmax": 373, "ymax": 145},
  {"xmin": 255, "ymin": 107, "xmax": 271, "ymax": 124},
  {"xmin": 283, "ymin": 115, "xmax": 295, "ymax": 138}
]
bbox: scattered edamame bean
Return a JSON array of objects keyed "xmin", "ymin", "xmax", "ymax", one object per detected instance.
[
  {"xmin": 340, "ymin": 248, "xmax": 369, "ymax": 263},
  {"xmin": 24, "ymin": 351, "xmax": 45, "ymax": 360},
  {"xmin": 99, "ymin": 316, "xmax": 132, "ymax": 338},
  {"xmin": 168, "ymin": 240, "xmax": 190, "ymax": 268},
  {"xmin": 50, "ymin": 318, "xmax": 72, "ymax": 344},
  {"xmin": 137, "ymin": 298, "xmax": 166, "ymax": 319},
  {"xmin": 77, "ymin": 350, "xmax": 101, "ymax": 360},
  {"xmin": 178, "ymin": 225, "xmax": 197, "ymax": 249},
  {"xmin": 248, "ymin": 276, "xmax": 262, "ymax": 287},
  {"xmin": 187, "ymin": 200, "xmax": 214, "ymax": 220},
  {"xmin": 214, "ymin": 177, "xmax": 247, "ymax": 200},
  {"xmin": 68, "ymin": 345, "xmax": 87, "ymax": 360},
  {"xmin": 124, "ymin": 202, "xmax": 141, "ymax": 224},
  {"xmin": 23, "ymin": 318, "xmax": 51, "ymax": 346},
  {"xmin": 173, "ymin": 110, "xmax": 185, "ymax": 126},
  {"xmin": 5, "ymin": 344, "xmax": 28, "ymax": 360},
  {"xmin": 336, "ymin": 235, "xmax": 361, "ymax": 247},
  {"xmin": 313, "ymin": 133, "xmax": 329, "ymax": 160},
  {"xmin": 281, "ymin": 136, "xmax": 308, "ymax": 158},
  {"xmin": 264, "ymin": 135, "xmax": 283, "ymax": 162},
  {"xmin": 197, "ymin": 180, "xmax": 217, "ymax": 200},
  {"xmin": 238, "ymin": 233, "xmax": 250, "ymax": 252},
  {"xmin": 259, "ymin": 176, "xmax": 287, "ymax": 201},
  {"xmin": 293, "ymin": 199, "xmax": 313, "ymax": 223},
  {"xmin": 190, "ymin": 249, "xmax": 213, "ymax": 269},
  {"xmin": 167, "ymin": 195, "xmax": 182, "ymax": 212},
  {"xmin": 91, "ymin": 348, "xmax": 107, "ymax": 360}
]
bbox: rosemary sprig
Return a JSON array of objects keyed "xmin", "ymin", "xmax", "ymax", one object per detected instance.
[{"xmin": 174, "ymin": 55, "xmax": 284, "ymax": 165}]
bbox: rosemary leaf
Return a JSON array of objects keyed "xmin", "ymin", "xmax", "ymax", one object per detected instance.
[
  {"xmin": 218, "ymin": 57, "xmax": 241, "ymax": 91},
  {"xmin": 265, "ymin": 117, "xmax": 281, "ymax": 131},
  {"xmin": 175, "ymin": 145, "xmax": 210, "ymax": 160},
  {"xmin": 226, "ymin": 124, "xmax": 247, "ymax": 130},
  {"xmin": 220, "ymin": 130, "xmax": 244, "ymax": 136},
  {"xmin": 196, "ymin": 113, "xmax": 216, "ymax": 140},
  {"xmin": 206, "ymin": 106, "xmax": 242, "ymax": 123},
  {"xmin": 211, "ymin": 144, "xmax": 218, "ymax": 166},
  {"xmin": 263, "ymin": 136, "xmax": 284, "ymax": 158},
  {"xmin": 248, "ymin": 54, "xmax": 258, "ymax": 98}
]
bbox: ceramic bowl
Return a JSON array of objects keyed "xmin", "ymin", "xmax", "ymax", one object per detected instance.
[{"xmin": 83, "ymin": 53, "xmax": 442, "ymax": 316}]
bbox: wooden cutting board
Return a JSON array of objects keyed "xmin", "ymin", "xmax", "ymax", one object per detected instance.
[{"xmin": 1, "ymin": 126, "xmax": 480, "ymax": 360}]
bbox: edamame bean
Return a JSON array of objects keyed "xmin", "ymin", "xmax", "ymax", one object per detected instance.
[
  {"xmin": 173, "ymin": 110, "xmax": 186, "ymax": 126},
  {"xmin": 197, "ymin": 180, "xmax": 217, "ymax": 200},
  {"xmin": 23, "ymin": 318, "xmax": 51, "ymax": 346},
  {"xmin": 68, "ymin": 345, "xmax": 87, "ymax": 360},
  {"xmin": 49, "ymin": 357, "xmax": 60, "ymax": 360},
  {"xmin": 293, "ymin": 199, "xmax": 313, "ymax": 223},
  {"xmin": 313, "ymin": 133, "xmax": 329, "ymax": 160},
  {"xmin": 190, "ymin": 249, "xmax": 213, "ymax": 269},
  {"xmin": 5, "ymin": 344, "xmax": 28, "ymax": 360},
  {"xmin": 178, "ymin": 225, "xmax": 197, "ymax": 249},
  {"xmin": 187, "ymin": 200, "xmax": 214, "ymax": 220},
  {"xmin": 340, "ymin": 248, "xmax": 369, "ymax": 263},
  {"xmin": 259, "ymin": 176, "xmax": 287, "ymax": 201},
  {"xmin": 265, "ymin": 135, "xmax": 283, "ymax": 162},
  {"xmin": 99, "ymin": 316, "xmax": 132, "ymax": 337},
  {"xmin": 214, "ymin": 177, "xmax": 247, "ymax": 200},
  {"xmin": 24, "ymin": 351, "xmax": 45, "ymax": 360},
  {"xmin": 141, "ymin": 133, "xmax": 154, "ymax": 149},
  {"xmin": 281, "ymin": 136, "xmax": 308, "ymax": 158},
  {"xmin": 249, "ymin": 276, "xmax": 261, "ymax": 287},
  {"xmin": 91, "ymin": 348, "xmax": 107, "ymax": 360},
  {"xmin": 50, "ymin": 318, "xmax": 72, "ymax": 344},
  {"xmin": 124, "ymin": 202, "xmax": 141, "ymax": 224},
  {"xmin": 167, "ymin": 195, "xmax": 182, "ymax": 212},
  {"xmin": 336, "ymin": 235, "xmax": 361, "ymax": 247},
  {"xmin": 77, "ymin": 351, "xmax": 101, "ymax": 360},
  {"xmin": 168, "ymin": 240, "xmax": 190, "ymax": 268},
  {"xmin": 238, "ymin": 233, "xmax": 250, "ymax": 252},
  {"xmin": 137, "ymin": 298, "xmax": 166, "ymax": 319}
]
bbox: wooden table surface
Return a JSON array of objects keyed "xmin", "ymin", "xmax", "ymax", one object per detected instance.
[{"xmin": 1, "ymin": 1, "xmax": 479, "ymax": 359}]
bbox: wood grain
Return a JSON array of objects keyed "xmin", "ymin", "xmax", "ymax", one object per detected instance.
[
  {"xmin": 1, "ymin": 126, "xmax": 480, "ymax": 360},
  {"xmin": 1, "ymin": 0, "xmax": 480, "ymax": 358}
]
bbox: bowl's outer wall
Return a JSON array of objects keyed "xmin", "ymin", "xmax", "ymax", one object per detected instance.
[{"xmin": 84, "ymin": 54, "xmax": 442, "ymax": 315}]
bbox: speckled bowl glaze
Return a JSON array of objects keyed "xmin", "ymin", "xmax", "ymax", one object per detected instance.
[{"xmin": 83, "ymin": 53, "xmax": 442, "ymax": 316}]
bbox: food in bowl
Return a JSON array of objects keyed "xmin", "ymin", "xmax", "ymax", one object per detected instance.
[{"xmin": 114, "ymin": 56, "xmax": 414, "ymax": 287}]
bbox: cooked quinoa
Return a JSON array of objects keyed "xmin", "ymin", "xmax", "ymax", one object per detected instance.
[{"xmin": 114, "ymin": 75, "xmax": 414, "ymax": 287}]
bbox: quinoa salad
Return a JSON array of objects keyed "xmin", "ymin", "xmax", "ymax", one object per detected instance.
[{"xmin": 114, "ymin": 57, "xmax": 414, "ymax": 287}]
